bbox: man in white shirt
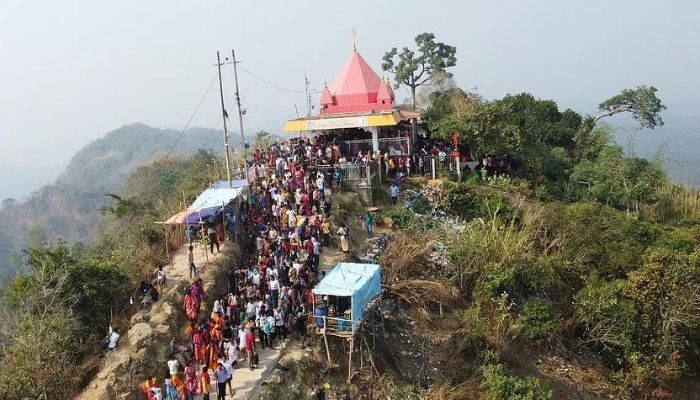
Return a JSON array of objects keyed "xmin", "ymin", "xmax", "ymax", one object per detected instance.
[
  {"xmin": 149, "ymin": 386, "xmax": 163, "ymax": 400},
  {"xmin": 269, "ymin": 276, "xmax": 279, "ymax": 308},
  {"xmin": 167, "ymin": 357, "xmax": 180, "ymax": 377},
  {"xmin": 223, "ymin": 359, "xmax": 234, "ymax": 396},
  {"xmin": 214, "ymin": 363, "xmax": 229, "ymax": 400},
  {"xmin": 287, "ymin": 210, "xmax": 297, "ymax": 229},
  {"xmin": 311, "ymin": 237, "xmax": 321, "ymax": 268},
  {"xmin": 316, "ymin": 174, "xmax": 324, "ymax": 191},
  {"xmin": 107, "ymin": 325, "xmax": 120, "ymax": 350}
]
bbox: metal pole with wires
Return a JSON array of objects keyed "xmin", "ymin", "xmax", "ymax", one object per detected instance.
[
  {"xmin": 231, "ymin": 49, "xmax": 250, "ymax": 188},
  {"xmin": 216, "ymin": 51, "xmax": 233, "ymax": 187}
]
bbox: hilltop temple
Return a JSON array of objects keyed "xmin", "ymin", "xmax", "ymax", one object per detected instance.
[{"xmin": 284, "ymin": 49, "xmax": 418, "ymax": 154}]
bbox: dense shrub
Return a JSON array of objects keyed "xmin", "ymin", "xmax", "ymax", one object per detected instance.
[
  {"xmin": 651, "ymin": 227, "xmax": 699, "ymax": 253},
  {"xmin": 547, "ymin": 202, "xmax": 659, "ymax": 280},
  {"xmin": 480, "ymin": 363, "xmax": 553, "ymax": 400},
  {"xmin": 574, "ymin": 277, "xmax": 638, "ymax": 363},
  {"xmin": 442, "ymin": 181, "xmax": 478, "ymax": 220},
  {"xmin": 389, "ymin": 208, "xmax": 415, "ymax": 229},
  {"xmin": 520, "ymin": 298, "xmax": 560, "ymax": 341},
  {"xmin": 411, "ymin": 194, "xmax": 432, "ymax": 214}
]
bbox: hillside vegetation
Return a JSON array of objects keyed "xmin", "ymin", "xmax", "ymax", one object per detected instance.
[
  {"xmin": 260, "ymin": 89, "xmax": 700, "ymax": 398},
  {"xmin": 0, "ymin": 123, "xmax": 221, "ymax": 284},
  {"xmin": 0, "ymin": 148, "xmax": 225, "ymax": 399}
]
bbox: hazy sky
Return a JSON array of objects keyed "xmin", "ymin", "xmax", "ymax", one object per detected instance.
[{"xmin": 1, "ymin": 0, "xmax": 699, "ymax": 170}]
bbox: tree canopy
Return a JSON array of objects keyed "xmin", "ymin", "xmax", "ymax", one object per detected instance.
[
  {"xmin": 382, "ymin": 32, "xmax": 457, "ymax": 108},
  {"xmin": 594, "ymin": 85, "xmax": 666, "ymax": 129}
]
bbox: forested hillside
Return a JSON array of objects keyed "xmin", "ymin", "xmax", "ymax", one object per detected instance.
[{"xmin": 0, "ymin": 123, "xmax": 221, "ymax": 284}]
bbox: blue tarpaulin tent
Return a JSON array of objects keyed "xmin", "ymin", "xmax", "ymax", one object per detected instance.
[
  {"xmin": 164, "ymin": 179, "xmax": 247, "ymax": 225},
  {"xmin": 313, "ymin": 262, "xmax": 382, "ymax": 329},
  {"xmin": 189, "ymin": 179, "xmax": 247, "ymax": 210}
]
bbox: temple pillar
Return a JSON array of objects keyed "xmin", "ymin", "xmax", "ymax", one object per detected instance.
[{"xmin": 371, "ymin": 127, "xmax": 379, "ymax": 153}]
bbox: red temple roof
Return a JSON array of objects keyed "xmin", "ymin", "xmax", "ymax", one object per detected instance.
[
  {"xmin": 320, "ymin": 50, "xmax": 394, "ymax": 115},
  {"xmin": 377, "ymin": 78, "xmax": 394, "ymax": 102},
  {"xmin": 320, "ymin": 85, "xmax": 333, "ymax": 105}
]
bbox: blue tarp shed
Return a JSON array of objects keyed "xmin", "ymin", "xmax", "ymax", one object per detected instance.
[
  {"xmin": 313, "ymin": 262, "xmax": 382, "ymax": 327},
  {"xmin": 164, "ymin": 179, "xmax": 247, "ymax": 225},
  {"xmin": 189, "ymin": 179, "xmax": 247, "ymax": 211}
]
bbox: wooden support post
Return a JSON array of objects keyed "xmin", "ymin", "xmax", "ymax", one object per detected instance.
[
  {"xmin": 347, "ymin": 337, "xmax": 354, "ymax": 382},
  {"xmin": 363, "ymin": 335, "xmax": 379, "ymax": 376},
  {"xmin": 323, "ymin": 316, "xmax": 332, "ymax": 364},
  {"xmin": 164, "ymin": 226, "xmax": 173, "ymax": 267},
  {"xmin": 372, "ymin": 319, "xmax": 376, "ymax": 351},
  {"xmin": 221, "ymin": 201, "xmax": 226, "ymax": 244},
  {"xmin": 359, "ymin": 333, "xmax": 364, "ymax": 370}
]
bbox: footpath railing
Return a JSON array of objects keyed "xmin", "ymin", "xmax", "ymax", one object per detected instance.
[
  {"xmin": 316, "ymin": 161, "xmax": 380, "ymax": 186},
  {"xmin": 339, "ymin": 137, "xmax": 409, "ymax": 157},
  {"xmin": 421, "ymin": 155, "xmax": 479, "ymax": 180}
]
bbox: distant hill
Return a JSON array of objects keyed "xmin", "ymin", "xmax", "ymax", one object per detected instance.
[{"xmin": 0, "ymin": 123, "xmax": 222, "ymax": 283}]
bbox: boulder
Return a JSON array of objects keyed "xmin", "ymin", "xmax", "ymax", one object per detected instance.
[
  {"xmin": 128, "ymin": 323, "xmax": 153, "ymax": 348},
  {"xmin": 154, "ymin": 324, "xmax": 170, "ymax": 336},
  {"xmin": 149, "ymin": 302, "xmax": 174, "ymax": 326}
]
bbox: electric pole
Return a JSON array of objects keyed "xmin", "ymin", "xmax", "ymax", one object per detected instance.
[
  {"xmin": 305, "ymin": 74, "xmax": 313, "ymax": 116},
  {"xmin": 231, "ymin": 49, "xmax": 250, "ymax": 187},
  {"xmin": 216, "ymin": 51, "xmax": 233, "ymax": 187}
]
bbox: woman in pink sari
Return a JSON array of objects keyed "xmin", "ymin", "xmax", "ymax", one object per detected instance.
[
  {"xmin": 193, "ymin": 331, "xmax": 205, "ymax": 365},
  {"xmin": 190, "ymin": 280, "xmax": 204, "ymax": 312},
  {"xmin": 185, "ymin": 361, "xmax": 198, "ymax": 398}
]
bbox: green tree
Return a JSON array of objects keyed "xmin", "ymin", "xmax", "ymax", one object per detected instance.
[
  {"xmin": 382, "ymin": 32, "xmax": 457, "ymax": 109},
  {"xmin": 594, "ymin": 85, "xmax": 666, "ymax": 129},
  {"xmin": 252, "ymin": 130, "xmax": 272, "ymax": 151}
]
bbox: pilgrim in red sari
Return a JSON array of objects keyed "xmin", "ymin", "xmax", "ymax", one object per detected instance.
[{"xmin": 184, "ymin": 291, "xmax": 197, "ymax": 321}]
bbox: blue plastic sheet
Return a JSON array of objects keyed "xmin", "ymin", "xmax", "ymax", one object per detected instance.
[{"xmin": 313, "ymin": 262, "xmax": 381, "ymax": 327}]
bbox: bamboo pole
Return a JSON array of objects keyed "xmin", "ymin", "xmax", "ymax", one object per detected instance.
[
  {"xmin": 363, "ymin": 335, "xmax": 379, "ymax": 376},
  {"xmin": 347, "ymin": 337, "xmax": 353, "ymax": 382},
  {"xmin": 323, "ymin": 316, "xmax": 332, "ymax": 364},
  {"xmin": 199, "ymin": 211, "xmax": 209, "ymax": 263},
  {"xmin": 164, "ymin": 225, "xmax": 173, "ymax": 267}
]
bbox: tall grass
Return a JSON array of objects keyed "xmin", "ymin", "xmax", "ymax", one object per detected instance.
[
  {"xmin": 448, "ymin": 202, "xmax": 548, "ymax": 290},
  {"xmin": 648, "ymin": 184, "xmax": 700, "ymax": 222}
]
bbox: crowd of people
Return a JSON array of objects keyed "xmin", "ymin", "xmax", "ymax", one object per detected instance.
[
  {"xmin": 133, "ymin": 131, "xmax": 501, "ymax": 400},
  {"xmin": 138, "ymin": 137, "xmax": 358, "ymax": 400}
]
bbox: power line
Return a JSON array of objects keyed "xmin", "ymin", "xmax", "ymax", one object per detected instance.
[
  {"xmin": 241, "ymin": 101, "xmax": 296, "ymax": 118},
  {"xmin": 165, "ymin": 72, "xmax": 218, "ymax": 158},
  {"xmin": 237, "ymin": 65, "xmax": 306, "ymax": 93}
]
